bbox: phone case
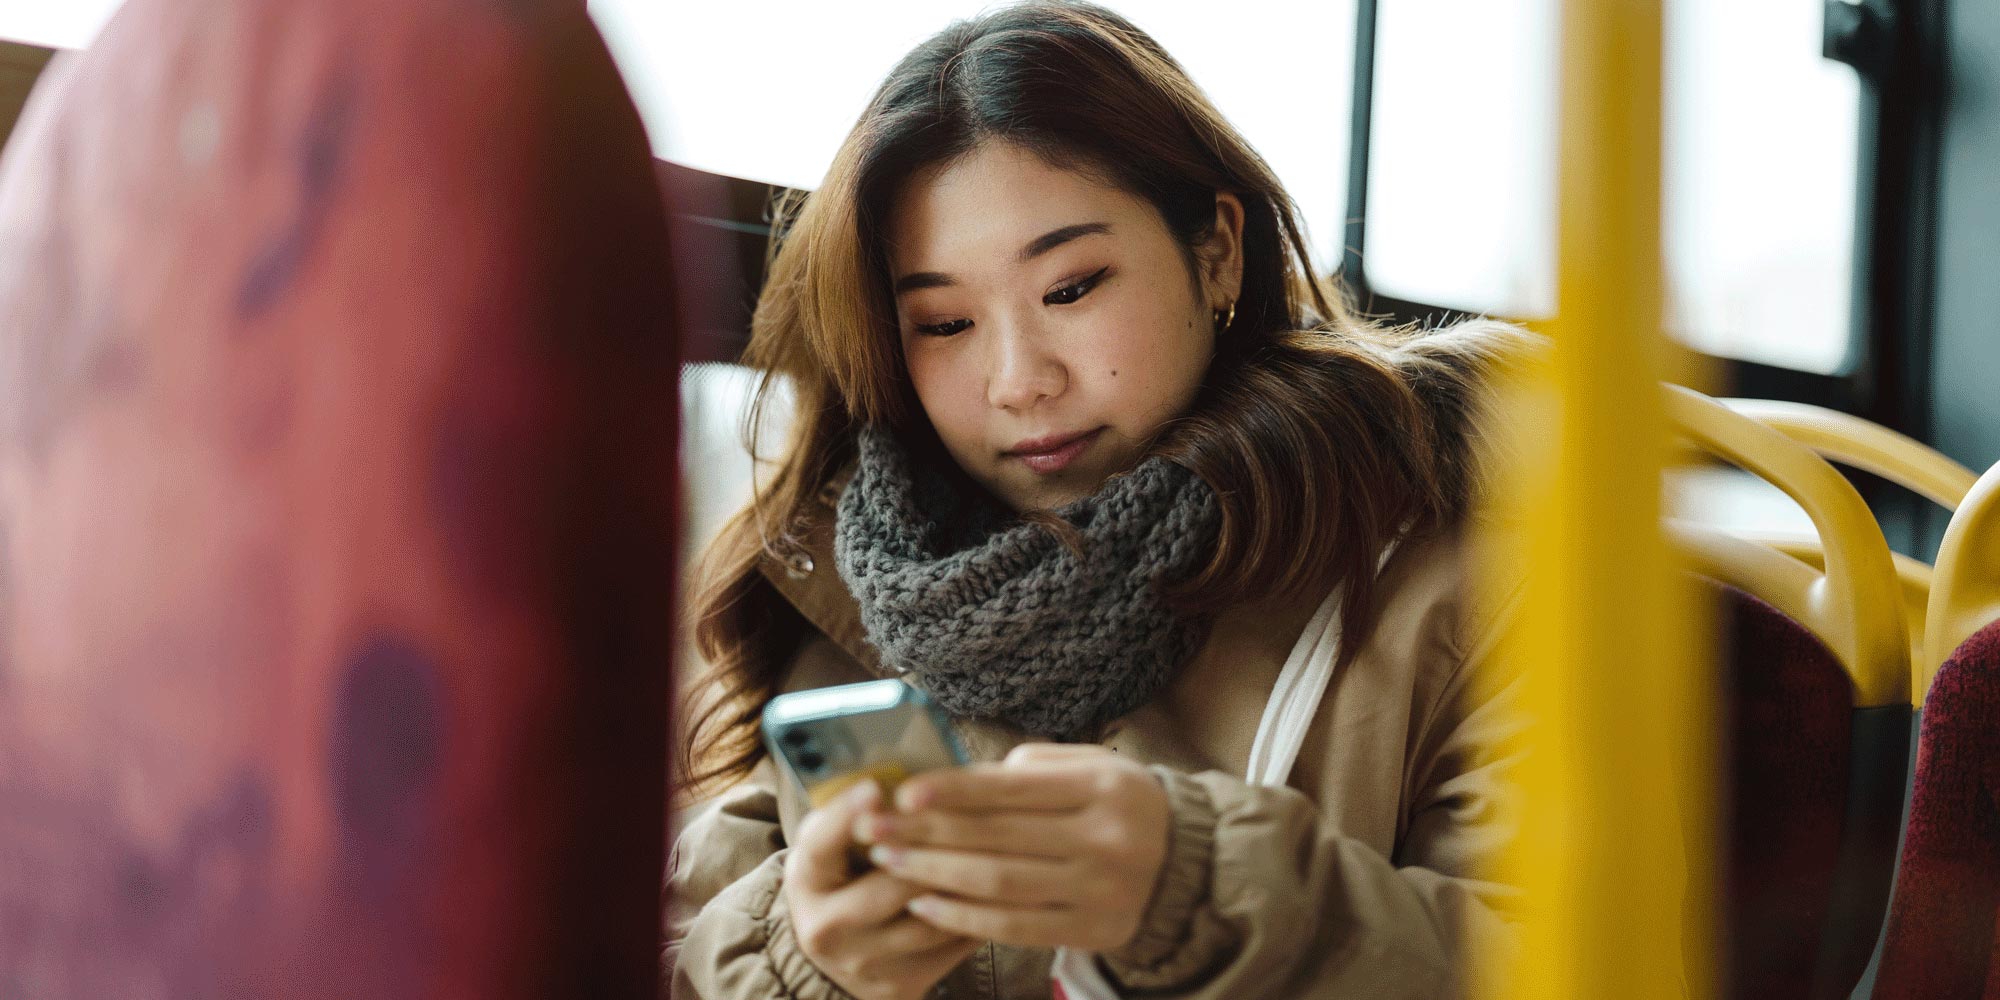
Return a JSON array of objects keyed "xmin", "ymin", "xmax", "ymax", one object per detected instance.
[{"xmin": 761, "ymin": 679, "xmax": 969, "ymax": 809}]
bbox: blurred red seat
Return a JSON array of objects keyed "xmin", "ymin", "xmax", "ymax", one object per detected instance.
[
  {"xmin": 1668, "ymin": 387, "xmax": 1912, "ymax": 999},
  {"xmin": 0, "ymin": 0, "xmax": 680, "ymax": 995}
]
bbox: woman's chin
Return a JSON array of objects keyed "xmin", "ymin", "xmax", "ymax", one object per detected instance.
[{"xmin": 991, "ymin": 474, "xmax": 1103, "ymax": 515}]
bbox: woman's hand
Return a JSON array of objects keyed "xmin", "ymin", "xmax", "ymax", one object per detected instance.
[
  {"xmin": 856, "ymin": 742, "xmax": 1171, "ymax": 952},
  {"xmin": 783, "ymin": 781, "xmax": 983, "ymax": 1000}
]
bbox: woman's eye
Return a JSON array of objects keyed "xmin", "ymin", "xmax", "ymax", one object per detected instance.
[
  {"xmin": 915, "ymin": 318, "xmax": 973, "ymax": 337},
  {"xmin": 912, "ymin": 268, "xmax": 1107, "ymax": 336},
  {"xmin": 1044, "ymin": 267, "xmax": 1109, "ymax": 306}
]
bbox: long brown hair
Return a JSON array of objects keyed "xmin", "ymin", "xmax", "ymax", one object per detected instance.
[{"xmin": 679, "ymin": 0, "xmax": 1534, "ymax": 797}]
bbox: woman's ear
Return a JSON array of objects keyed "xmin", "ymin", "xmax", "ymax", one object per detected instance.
[{"xmin": 1202, "ymin": 191, "xmax": 1247, "ymax": 309}]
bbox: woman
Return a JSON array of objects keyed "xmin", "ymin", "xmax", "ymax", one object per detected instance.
[{"xmin": 665, "ymin": 3, "xmax": 1536, "ymax": 998}]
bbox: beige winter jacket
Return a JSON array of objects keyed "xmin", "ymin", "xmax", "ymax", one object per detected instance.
[{"xmin": 663, "ymin": 469, "xmax": 1529, "ymax": 999}]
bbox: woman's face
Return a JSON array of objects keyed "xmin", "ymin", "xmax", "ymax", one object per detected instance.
[{"xmin": 885, "ymin": 142, "xmax": 1243, "ymax": 512}]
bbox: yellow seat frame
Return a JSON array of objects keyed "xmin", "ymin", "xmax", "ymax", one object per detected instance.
[
  {"xmin": 1666, "ymin": 387, "xmax": 1909, "ymax": 709},
  {"xmin": 1928, "ymin": 461, "xmax": 2000, "ymax": 675},
  {"xmin": 1713, "ymin": 398, "xmax": 1980, "ymax": 702}
]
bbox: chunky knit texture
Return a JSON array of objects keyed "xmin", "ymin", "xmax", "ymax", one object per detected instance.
[{"xmin": 832, "ymin": 425, "xmax": 1221, "ymax": 741}]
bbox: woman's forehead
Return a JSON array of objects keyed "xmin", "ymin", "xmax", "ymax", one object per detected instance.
[{"xmin": 885, "ymin": 143, "xmax": 1158, "ymax": 271}]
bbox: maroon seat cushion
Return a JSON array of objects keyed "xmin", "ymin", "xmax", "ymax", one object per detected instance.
[
  {"xmin": 1872, "ymin": 619, "xmax": 2000, "ymax": 1000},
  {"xmin": 1707, "ymin": 581, "xmax": 1855, "ymax": 1000},
  {"xmin": 0, "ymin": 0, "xmax": 677, "ymax": 995}
]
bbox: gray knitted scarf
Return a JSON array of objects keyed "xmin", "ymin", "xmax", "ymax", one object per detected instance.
[{"xmin": 832, "ymin": 424, "xmax": 1221, "ymax": 742}]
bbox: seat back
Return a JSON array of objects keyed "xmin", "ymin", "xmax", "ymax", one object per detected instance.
[
  {"xmin": 1871, "ymin": 462, "xmax": 2000, "ymax": 999},
  {"xmin": 1668, "ymin": 387, "xmax": 1913, "ymax": 998},
  {"xmin": 0, "ymin": 0, "xmax": 679, "ymax": 995},
  {"xmin": 1705, "ymin": 579, "xmax": 1855, "ymax": 1000}
]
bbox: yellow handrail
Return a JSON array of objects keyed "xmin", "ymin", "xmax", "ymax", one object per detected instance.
[
  {"xmin": 1667, "ymin": 387, "xmax": 1910, "ymax": 708},
  {"xmin": 1489, "ymin": 0, "xmax": 1705, "ymax": 994},
  {"xmin": 1735, "ymin": 531, "xmax": 1934, "ymax": 694},
  {"xmin": 1926, "ymin": 461, "xmax": 2000, "ymax": 676},
  {"xmin": 1666, "ymin": 520, "xmax": 1826, "ymax": 629},
  {"xmin": 1685, "ymin": 400, "xmax": 1971, "ymax": 702},
  {"xmin": 1720, "ymin": 398, "xmax": 1977, "ymax": 511}
]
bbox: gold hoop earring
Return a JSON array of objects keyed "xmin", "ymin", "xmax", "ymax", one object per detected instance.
[{"xmin": 1213, "ymin": 301, "xmax": 1236, "ymax": 334}]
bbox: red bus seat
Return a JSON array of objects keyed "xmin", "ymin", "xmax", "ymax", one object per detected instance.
[
  {"xmin": 1871, "ymin": 621, "xmax": 2000, "ymax": 999},
  {"xmin": 1706, "ymin": 580, "xmax": 1886, "ymax": 1000},
  {"xmin": 0, "ymin": 0, "xmax": 680, "ymax": 994}
]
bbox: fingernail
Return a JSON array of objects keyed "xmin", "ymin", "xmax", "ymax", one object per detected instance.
[
  {"xmin": 868, "ymin": 845, "xmax": 903, "ymax": 869},
  {"xmin": 842, "ymin": 780, "xmax": 880, "ymax": 808},
  {"xmin": 908, "ymin": 895, "xmax": 941, "ymax": 918},
  {"xmin": 852, "ymin": 815, "xmax": 891, "ymax": 844},
  {"xmin": 895, "ymin": 783, "xmax": 932, "ymax": 811}
]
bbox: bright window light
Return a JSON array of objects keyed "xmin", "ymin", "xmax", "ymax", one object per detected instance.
[
  {"xmin": 1365, "ymin": 0, "xmax": 1861, "ymax": 374},
  {"xmin": 0, "ymin": 0, "xmax": 121, "ymax": 50},
  {"xmin": 1364, "ymin": 0, "xmax": 1559, "ymax": 319},
  {"xmin": 1664, "ymin": 0, "xmax": 1861, "ymax": 374},
  {"xmin": 589, "ymin": 0, "xmax": 1358, "ymax": 271}
]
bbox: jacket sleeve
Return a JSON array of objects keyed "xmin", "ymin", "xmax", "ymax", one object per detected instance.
[
  {"xmin": 661, "ymin": 756, "xmax": 861, "ymax": 1000},
  {"xmin": 1099, "ymin": 639, "xmax": 1528, "ymax": 998},
  {"xmin": 665, "ymin": 620, "xmax": 895, "ymax": 999}
]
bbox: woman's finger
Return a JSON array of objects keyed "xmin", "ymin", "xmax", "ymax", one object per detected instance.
[
  {"xmin": 894, "ymin": 763, "xmax": 1098, "ymax": 814},
  {"xmin": 790, "ymin": 780, "xmax": 883, "ymax": 893},
  {"xmin": 1003, "ymin": 741, "xmax": 1113, "ymax": 767},
  {"xmin": 822, "ymin": 868, "xmax": 927, "ymax": 926},
  {"xmin": 857, "ymin": 807, "xmax": 1077, "ymax": 858},
  {"xmin": 871, "ymin": 845, "xmax": 1080, "ymax": 907}
]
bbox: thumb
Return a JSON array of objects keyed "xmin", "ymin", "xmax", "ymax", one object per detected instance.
[{"xmin": 789, "ymin": 778, "xmax": 881, "ymax": 893}]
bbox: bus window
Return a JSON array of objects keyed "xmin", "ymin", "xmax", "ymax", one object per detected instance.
[
  {"xmin": 589, "ymin": 0, "xmax": 1360, "ymax": 270},
  {"xmin": 1362, "ymin": 0, "xmax": 1861, "ymax": 375},
  {"xmin": 1364, "ymin": 0, "xmax": 1559, "ymax": 319}
]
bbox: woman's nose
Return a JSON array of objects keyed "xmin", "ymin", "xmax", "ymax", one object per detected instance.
[{"xmin": 985, "ymin": 321, "xmax": 1066, "ymax": 412}]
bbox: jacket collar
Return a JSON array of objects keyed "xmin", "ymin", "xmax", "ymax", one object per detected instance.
[{"xmin": 756, "ymin": 461, "xmax": 884, "ymax": 675}]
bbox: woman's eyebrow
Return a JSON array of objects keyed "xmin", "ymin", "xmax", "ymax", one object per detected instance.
[
  {"xmin": 892, "ymin": 222, "xmax": 1113, "ymax": 296},
  {"xmin": 1017, "ymin": 221, "xmax": 1111, "ymax": 263}
]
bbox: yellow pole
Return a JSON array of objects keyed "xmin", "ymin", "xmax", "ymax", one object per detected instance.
[{"xmin": 1488, "ymin": 0, "xmax": 1713, "ymax": 996}]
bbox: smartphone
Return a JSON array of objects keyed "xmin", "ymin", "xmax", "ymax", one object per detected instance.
[{"xmin": 762, "ymin": 678, "xmax": 969, "ymax": 810}]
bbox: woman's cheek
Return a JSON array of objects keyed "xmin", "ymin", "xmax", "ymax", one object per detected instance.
[
  {"xmin": 1099, "ymin": 332, "xmax": 1198, "ymax": 425},
  {"xmin": 906, "ymin": 347, "xmax": 986, "ymax": 451}
]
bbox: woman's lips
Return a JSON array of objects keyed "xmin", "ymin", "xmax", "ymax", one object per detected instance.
[{"xmin": 1007, "ymin": 427, "xmax": 1104, "ymax": 475}]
